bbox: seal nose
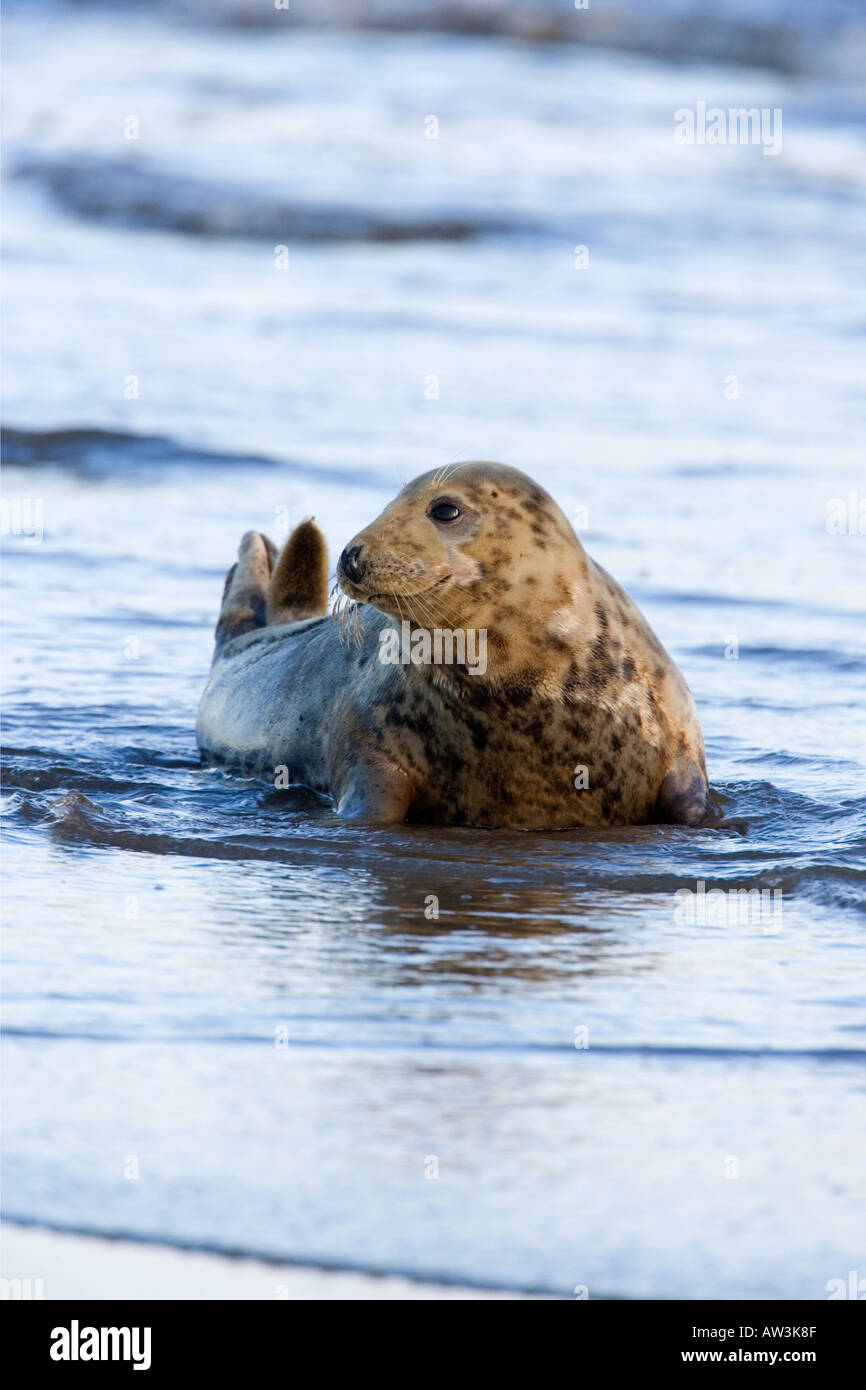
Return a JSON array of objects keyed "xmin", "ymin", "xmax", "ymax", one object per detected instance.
[{"xmin": 340, "ymin": 544, "xmax": 365, "ymax": 584}]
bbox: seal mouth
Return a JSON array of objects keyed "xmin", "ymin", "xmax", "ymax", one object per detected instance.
[
  {"xmin": 376, "ymin": 575, "xmax": 451, "ymax": 601},
  {"xmin": 367, "ymin": 574, "xmax": 452, "ymax": 609},
  {"xmin": 339, "ymin": 573, "xmax": 452, "ymax": 605}
]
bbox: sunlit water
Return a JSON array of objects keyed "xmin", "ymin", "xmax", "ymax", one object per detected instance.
[{"xmin": 2, "ymin": 3, "xmax": 865, "ymax": 1297}]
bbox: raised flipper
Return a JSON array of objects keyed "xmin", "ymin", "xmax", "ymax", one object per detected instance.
[
  {"xmin": 266, "ymin": 519, "xmax": 329, "ymax": 626},
  {"xmin": 214, "ymin": 530, "xmax": 275, "ymax": 653},
  {"xmin": 656, "ymin": 756, "xmax": 708, "ymax": 827}
]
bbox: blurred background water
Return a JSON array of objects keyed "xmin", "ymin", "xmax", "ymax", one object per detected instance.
[{"xmin": 2, "ymin": 0, "xmax": 865, "ymax": 1297}]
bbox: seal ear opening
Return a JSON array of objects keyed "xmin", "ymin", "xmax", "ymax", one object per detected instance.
[{"xmin": 266, "ymin": 518, "xmax": 329, "ymax": 625}]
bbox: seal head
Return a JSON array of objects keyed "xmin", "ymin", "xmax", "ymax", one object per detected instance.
[{"xmin": 337, "ymin": 461, "xmax": 592, "ymax": 690}]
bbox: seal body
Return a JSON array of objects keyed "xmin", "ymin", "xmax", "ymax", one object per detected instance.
[{"xmin": 196, "ymin": 463, "xmax": 708, "ymax": 828}]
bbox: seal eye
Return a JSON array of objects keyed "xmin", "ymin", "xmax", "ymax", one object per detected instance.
[{"xmin": 429, "ymin": 499, "xmax": 461, "ymax": 523}]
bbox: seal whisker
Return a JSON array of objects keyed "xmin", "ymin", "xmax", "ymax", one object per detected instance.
[
  {"xmin": 432, "ymin": 462, "xmax": 459, "ymax": 491},
  {"xmin": 416, "ymin": 587, "xmax": 468, "ymax": 632},
  {"xmin": 413, "ymin": 591, "xmax": 451, "ymax": 631},
  {"xmin": 396, "ymin": 586, "xmax": 448, "ymax": 633},
  {"xmin": 392, "ymin": 589, "xmax": 407, "ymax": 630},
  {"xmin": 406, "ymin": 592, "xmax": 435, "ymax": 632},
  {"xmin": 331, "ymin": 583, "xmax": 364, "ymax": 647},
  {"xmin": 417, "ymin": 589, "xmax": 471, "ymax": 645}
]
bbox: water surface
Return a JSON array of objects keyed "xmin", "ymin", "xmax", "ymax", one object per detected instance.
[{"xmin": 2, "ymin": 2, "xmax": 865, "ymax": 1297}]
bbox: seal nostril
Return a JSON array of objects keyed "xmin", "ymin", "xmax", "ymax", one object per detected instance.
[{"xmin": 341, "ymin": 544, "xmax": 365, "ymax": 583}]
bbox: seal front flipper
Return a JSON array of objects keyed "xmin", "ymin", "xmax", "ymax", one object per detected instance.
[
  {"xmin": 333, "ymin": 755, "xmax": 413, "ymax": 823},
  {"xmin": 266, "ymin": 519, "xmax": 329, "ymax": 625},
  {"xmin": 214, "ymin": 531, "xmax": 276, "ymax": 653},
  {"xmin": 656, "ymin": 757, "xmax": 708, "ymax": 827}
]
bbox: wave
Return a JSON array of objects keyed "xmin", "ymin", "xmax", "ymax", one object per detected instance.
[
  {"xmin": 0, "ymin": 426, "xmax": 387, "ymax": 485},
  {"xmin": 6, "ymin": 0, "xmax": 865, "ymax": 83},
  {"xmin": 171, "ymin": 0, "xmax": 866, "ymax": 78},
  {"xmin": 637, "ymin": 589, "xmax": 861, "ymax": 622},
  {"xmin": 0, "ymin": 1216, "xmax": 569, "ymax": 1297},
  {"xmin": 15, "ymin": 154, "xmax": 533, "ymax": 243},
  {"xmin": 1, "ymin": 425, "xmax": 271, "ymax": 474},
  {"xmin": 687, "ymin": 644, "xmax": 866, "ymax": 673},
  {"xmin": 3, "ymin": 786, "xmax": 861, "ymax": 913},
  {"xmin": 4, "ymin": 1027, "xmax": 864, "ymax": 1062}
]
